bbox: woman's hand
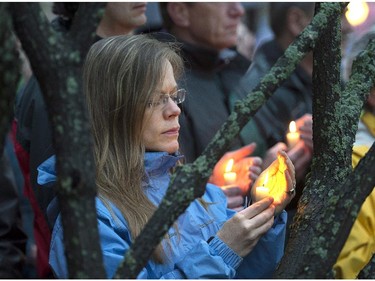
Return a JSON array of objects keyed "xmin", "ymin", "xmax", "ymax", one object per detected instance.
[
  {"xmin": 252, "ymin": 150, "xmax": 296, "ymax": 216},
  {"xmin": 217, "ymin": 197, "xmax": 275, "ymax": 257},
  {"xmin": 209, "ymin": 143, "xmax": 262, "ymax": 196}
]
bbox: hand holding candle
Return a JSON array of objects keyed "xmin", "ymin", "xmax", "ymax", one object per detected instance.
[
  {"xmin": 286, "ymin": 121, "xmax": 299, "ymax": 149},
  {"xmin": 251, "ymin": 151, "xmax": 296, "ymax": 215},
  {"xmin": 209, "ymin": 143, "xmax": 259, "ymax": 197}
]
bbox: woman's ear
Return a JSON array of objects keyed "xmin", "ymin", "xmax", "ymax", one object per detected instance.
[{"xmin": 167, "ymin": 3, "xmax": 190, "ymax": 28}]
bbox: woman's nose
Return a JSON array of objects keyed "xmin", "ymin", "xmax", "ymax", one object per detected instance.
[{"xmin": 164, "ymin": 98, "xmax": 181, "ymax": 118}]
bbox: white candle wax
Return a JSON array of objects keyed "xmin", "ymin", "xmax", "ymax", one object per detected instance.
[
  {"xmin": 255, "ymin": 186, "xmax": 270, "ymax": 202},
  {"xmin": 223, "ymin": 158, "xmax": 237, "ymax": 186},
  {"xmin": 224, "ymin": 172, "xmax": 237, "ymax": 185},
  {"xmin": 287, "ymin": 121, "xmax": 299, "ymax": 149}
]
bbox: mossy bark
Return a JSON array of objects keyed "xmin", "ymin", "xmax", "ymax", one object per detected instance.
[
  {"xmin": 276, "ymin": 3, "xmax": 375, "ymax": 278},
  {"xmin": 9, "ymin": 3, "xmax": 106, "ymax": 278},
  {"xmin": 358, "ymin": 254, "xmax": 375, "ymax": 278},
  {"xmin": 4, "ymin": 2, "xmax": 375, "ymax": 279},
  {"xmin": 0, "ymin": 3, "xmax": 20, "ymax": 154}
]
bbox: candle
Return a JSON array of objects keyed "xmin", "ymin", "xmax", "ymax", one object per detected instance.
[
  {"xmin": 286, "ymin": 121, "xmax": 299, "ymax": 149},
  {"xmin": 255, "ymin": 172, "xmax": 270, "ymax": 201},
  {"xmin": 223, "ymin": 158, "xmax": 237, "ymax": 185},
  {"xmin": 255, "ymin": 186, "xmax": 270, "ymax": 201}
]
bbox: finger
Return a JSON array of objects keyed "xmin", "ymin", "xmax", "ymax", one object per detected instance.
[
  {"xmin": 273, "ymin": 142, "xmax": 288, "ymax": 152},
  {"xmin": 239, "ymin": 197, "xmax": 274, "ymax": 219},
  {"xmin": 249, "ymin": 166, "xmax": 262, "ymax": 180},
  {"xmin": 232, "ymin": 206, "xmax": 246, "ymax": 212},
  {"xmin": 300, "ymin": 134, "xmax": 313, "ymax": 150},
  {"xmin": 226, "ymin": 143, "xmax": 257, "ymax": 161},
  {"xmin": 246, "ymin": 210, "xmax": 275, "ymax": 235},
  {"xmin": 285, "ymin": 169, "xmax": 296, "ymax": 191},
  {"xmin": 249, "ymin": 156, "xmax": 262, "ymax": 168},
  {"xmin": 247, "ymin": 217, "xmax": 275, "ymax": 241},
  {"xmin": 244, "ymin": 205, "xmax": 275, "ymax": 233},
  {"xmin": 226, "ymin": 195, "xmax": 244, "ymax": 209},
  {"xmin": 287, "ymin": 142, "xmax": 306, "ymax": 161},
  {"xmin": 223, "ymin": 186, "xmax": 242, "ymax": 197},
  {"xmin": 299, "ymin": 123, "xmax": 312, "ymax": 132}
]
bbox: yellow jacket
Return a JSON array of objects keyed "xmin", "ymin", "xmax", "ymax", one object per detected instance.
[{"xmin": 334, "ymin": 111, "xmax": 375, "ymax": 279}]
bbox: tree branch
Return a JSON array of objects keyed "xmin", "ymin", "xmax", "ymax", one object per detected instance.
[
  {"xmin": 10, "ymin": 3, "xmax": 106, "ymax": 278},
  {"xmin": 69, "ymin": 3, "xmax": 106, "ymax": 56},
  {"xmin": 276, "ymin": 3, "xmax": 375, "ymax": 279},
  {"xmin": 115, "ymin": 2, "xmax": 349, "ymax": 278},
  {"xmin": 358, "ymin": 253, "xmax": 375, "ymax": 279},
  {"xmin": 0, "ymin": 3, "xmax": 20, "ymax": 154}
]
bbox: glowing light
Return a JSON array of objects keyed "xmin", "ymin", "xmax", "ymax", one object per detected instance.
[
  {"xmin": 225, "ymin": 159, "xmax": 234, "ymax": 173},
  {"xmin": 346, "ymin": 1, "xmax": 369, "ymax": 26},
  {"xmin": 287, "ymin": 121, "xmax": 299, "ymax": 149},
  {"xmin": 289, "ymin": 121, "xmax": 297, "ymax": 133},
  {"xmin": 223, "ymin": 158, "xmax": 237, "ymax": 185}
]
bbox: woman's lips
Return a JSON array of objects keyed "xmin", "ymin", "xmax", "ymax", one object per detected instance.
[{"xmin": 163, "ymin": 127, "xmax": 180, "ymax": 135}]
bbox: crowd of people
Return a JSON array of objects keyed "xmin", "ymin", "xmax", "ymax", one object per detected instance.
[{"xmin": 1, "ymin": 2, "xmax": 374, "ymax": 279}]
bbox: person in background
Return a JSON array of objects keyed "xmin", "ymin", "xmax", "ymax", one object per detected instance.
[
  {"xmin": 237, "ymin": 7, "xmax": 257, "ymax": 60},
  {"xmin": 12, "ymin": 3, "xmax": 148, "ymax": 277},
  {"xmin": 333, "ymin": 28, "xmax": 375, "ymax": 279},
  {"xmin": 0, "ymin": 150, "xmax": 28, "ymax": 278},
  {"xmin": 231, "ymin": 3, "xmax": 316, "ymax": 226},
  {"xmin": 156, "ymin": 3, "xmax": 262, "ymax": 210},
  {"xmin": 38, "ymin": 34, "xmax": 296, "ymax": 279}
]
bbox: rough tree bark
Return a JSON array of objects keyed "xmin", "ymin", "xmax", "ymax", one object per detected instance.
[
  {"xmin": 8, "ymin": 3, "xmax": 106, "ymax": 278},
  {"xmin": 116, "ymin": 2, "xmax": 374, "ymax": 278},
  {"xmin": 0, "ymin": 3, "xmax": 19, "ymax": 154},
  {"xmin": 358, "ymin": 254, "xmax": 375, "ymax": 278},
  {"xmin": 276, "ymin": 3, "xmax": 375, "ymax": 279},
  {"xmin": 2, "ymin": 2, "xmax": 375, "ymax": 279}
]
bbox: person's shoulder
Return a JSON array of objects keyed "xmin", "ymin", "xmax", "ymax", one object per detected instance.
[{"xmin": 96, "ymin": 198, "xmax": 131, "ymax": 233}]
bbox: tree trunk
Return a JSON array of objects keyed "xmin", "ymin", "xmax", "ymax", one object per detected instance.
[
  {"xmin": 9, "ymin": 3, "xmax": 106, "ymax": 278},
  {"xmin": 3, "ymin": 2, "xmax": 375, "ymax": 279},
  {"xmin": 0, "ymin": 3, "xmax": 20, "ymax": 153},
  {"xmin": 276, "ymin": 3, "xmax": 375, "ymax": 278}
]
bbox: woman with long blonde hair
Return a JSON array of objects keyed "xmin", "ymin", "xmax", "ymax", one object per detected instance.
[{"xmin": 39, "ymin": 34, "xmax": 295, "ymax": 278}]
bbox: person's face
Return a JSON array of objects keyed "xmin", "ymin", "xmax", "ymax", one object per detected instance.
[
  {"xmin": 142, "ymin": 61, "xmax": 181, "ymax": 154},
  {"xmin": 185, "ymin": 3, "xmax": 244, "ymax": 50},
  {"xmin": 105, "ymin": 2, "xmax": 147, "ymax": 31}
]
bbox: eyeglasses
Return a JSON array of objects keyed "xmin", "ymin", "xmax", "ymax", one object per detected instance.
[{"xmin": 147, "ymin": 88, "xmax": 187, "ymax": 109}]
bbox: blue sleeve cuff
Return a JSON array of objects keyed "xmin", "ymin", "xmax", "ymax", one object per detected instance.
[{"xmin": 209, "ymin": 235, "xmax": 243, "ymax": 270}]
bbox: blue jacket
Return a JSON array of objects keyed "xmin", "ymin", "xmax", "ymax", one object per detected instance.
[{"xmin": 38, "ymin": 152, "xmax": 287, "ymax": 279}]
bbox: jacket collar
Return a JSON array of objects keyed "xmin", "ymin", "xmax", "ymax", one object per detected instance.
[{"xmin": 144, "ymin": 151, "xmax": 183, "ymax": 177}]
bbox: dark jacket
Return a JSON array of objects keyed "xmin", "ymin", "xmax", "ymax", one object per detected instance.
[
  {"xmin": 15, "ymin": 76, "xmax": 55, "ymax": 215},
  {"xmin": 0, "ymin": 153, "xmax": 27, "ymax": 278},
  {"xmin": 153, "ymin": 32, "xmax": 251, "ymax": 163},
  {"xmin": 232, "ymin": 39, "xmax": 313, "ymax": 157}
]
